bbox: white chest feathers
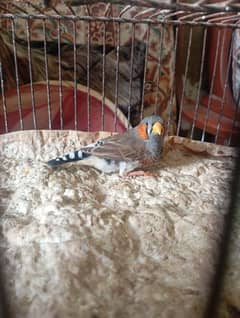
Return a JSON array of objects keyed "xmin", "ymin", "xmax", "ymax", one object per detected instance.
[{"xmin": 79, "ymin": 156, "xmax": 139, "ymax": 176}]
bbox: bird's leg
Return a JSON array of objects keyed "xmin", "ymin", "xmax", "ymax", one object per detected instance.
[{"xmin": 126, "ymin": 170, "xmax": 157, "ymax": 177}]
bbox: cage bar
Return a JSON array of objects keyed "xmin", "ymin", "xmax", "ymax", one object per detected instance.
[
  {"xmin": 0, "ymin": 0, "xmax": 238, "ymax": 145},
  {"xmin": 190, "ymin": 27, "xmax": 207, "ymax": 139},
  {"xmin": 153, "ymin": 22, "xmax": 164, "ymax": 115},
  {"xmin": 215, "ymin": 28, "xmax": 233, "ymax": 144},
  {"xmin": 177, "ymin": 26, "xmax": 193, "ymax": 136},
  {"xmin": 114, "ymin": 21, "xmax": 120, "ymax": 132},
  {"xmin": 73, "ymin": 20, "xmax": 78, "ymax": 130},
  {"xmin": 11, "ymin": 17, "xmax": 23, "ymax": 130},
  {"xmin": 42, "ymin": 19, "xmax": 52, "ymax": 129},
  {"xmin": 201, "ymin": 28, "xmax": 221, "ymax": 142},
  {"xmin": 57, "ymin": 18, "xmax": 64, "ymax": 129},
  {"xmin": 140, "ymin": 22, "xmax": 150, "ymax": 120},
  {"xmin": 127, "ymin": 22, "xmax": 136, "ymax": 127},
  {"xmin": 26, "ymin": 19, "xmax": 37, "ymax": 129},
  {"xmin": 0, "ymin": 62, "xmax": 8, "ymax": 133},
  {"xmin": 87, "ymin": 20, "xmax": 91, "ymax": 132},
  {"xmin": 101, "ymin": 21, "xmax": 106, "ymax": 131}
]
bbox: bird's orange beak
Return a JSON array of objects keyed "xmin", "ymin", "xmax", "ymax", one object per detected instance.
[{"xmin": 152, "ymin": 122, "xmax": 164, "ymax": 135}]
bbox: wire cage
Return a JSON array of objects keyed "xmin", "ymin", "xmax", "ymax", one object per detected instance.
[
  {"xmin": 0, "ymin": 2, "xmax": 240, "ymax": 318},
  {"xmin": 0, "ymin": 0, "xmax": 240, "ymax": 146}
]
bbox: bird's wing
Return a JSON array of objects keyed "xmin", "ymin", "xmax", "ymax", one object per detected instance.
[{"xmin": 80, "ymin": 132, "xmax": 145, "ymax": 162}]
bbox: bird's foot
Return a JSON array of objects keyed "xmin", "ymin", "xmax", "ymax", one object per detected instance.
[{"xmin": 126, "ymin": 170, "xmax": 157, "ymax": 177}]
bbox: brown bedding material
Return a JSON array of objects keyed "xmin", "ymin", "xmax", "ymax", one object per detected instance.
[{"xmin": 0, "ymin": 130, "xmax": 237, "ymax": 318}]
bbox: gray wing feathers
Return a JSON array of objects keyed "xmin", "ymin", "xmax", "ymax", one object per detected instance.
[{"xmin": 80, "ymin": 131, "xmax": 144, "ymax": 162}]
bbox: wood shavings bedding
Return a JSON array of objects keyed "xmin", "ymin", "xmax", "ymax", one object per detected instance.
[{"xmin": 0, "ymin": 130, "xmax": 237, "ymax": 318}]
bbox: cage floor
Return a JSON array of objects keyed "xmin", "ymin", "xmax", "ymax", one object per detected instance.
[{"xmin": 0, "ymin": 131, "xmax": 238, "ymax": 318}]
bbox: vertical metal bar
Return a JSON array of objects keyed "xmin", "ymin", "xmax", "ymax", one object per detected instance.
[
  {"xmin": 11, "ymin": 17, "xmax": 23, "ymax": 130},
  {"xmin": 87, "ymin": 21, "xmax": 91, "ymax": 132},
  {"xmin": 43, "ymin": 19, "xmax": 52, "ymax": 129},
  {"xmin": 114, "ymin": 22, "xmax": 120, "ymax": 132},
  {"xmin": 127, "ymin": 23, "xmax": 135, "ymax": 128},
  {"xmin": 190, "ymin": 27, "xmax": 207, "ymax": 139},
  {"xmin": 201, "ymin": 28, "xmax": 221, "ymax": 142},
  {"xmin": 73, "ymin": 20, "xmax": 78, "ymax": 130},
  {"xmin": 57, "ymin": 18, "xmax": 63, "ymax": 129},
  {"xmin": 140, "ymin": 22, "xmax": 151, "ymax": 121},
  {"xmin": 153, "ymin": 23, "xmax": 164, "ymax": 115},
  {"xmin": 167, "ymin": 25, "xmax": 179, "ymax": 136},
  {"xmin": 26, "ymin": 18, "xmax": 37, "ymax": 129},
  {"xmin": 177, "ymin": 26, "xmax": 193, "ymax": 136},
  {"xmin": 215, "ymin": 28, "xmax": 232, "ymax": 144},
  {"xmin": 0, "ymin": 62, "xmax": 8, "ymax": 133},
  {"xmin": 101, "ymin": 21, "xmax": 106, "ymax": 131}
]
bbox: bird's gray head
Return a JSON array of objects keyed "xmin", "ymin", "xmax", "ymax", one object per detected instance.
[
  {"xmin": 134, "ymin": 115, "xmax": 164, "ymax": 158},
  {"xmin": 136, "ymin": 115, "xmax": 164, "ymax": 140}
]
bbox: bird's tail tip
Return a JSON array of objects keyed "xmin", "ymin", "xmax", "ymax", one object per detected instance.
[
  {"xmin": 47, "ymin": 150, "xmax": 89, "ymax": 167},
  {"xmin": 47, "ymin": 158, "xmax": 62, "ymax": 167}
]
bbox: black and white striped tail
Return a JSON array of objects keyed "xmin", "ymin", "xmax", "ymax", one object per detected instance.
[{"xmin": 47, "ymin": 150, "xmax": 90, "ymax": 167}]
